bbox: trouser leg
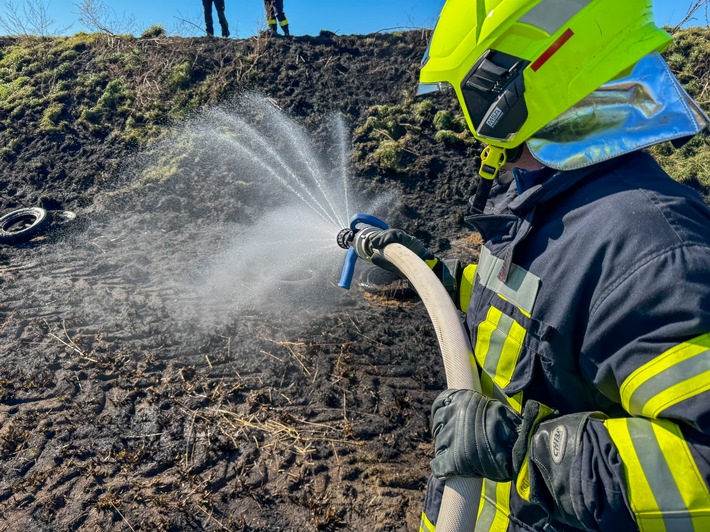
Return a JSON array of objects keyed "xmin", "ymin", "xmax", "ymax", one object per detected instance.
[
  {"xmin": 264, "ymin": 0, "xmax": 278, "ymax": 33},
  {"xmin": 202, "ymin": 0, "xmax": 214, "ymax": 35},
  {"xmin": 273, "ymin": 0, "xmax": 289, "ymax": 35},
  {"xmin": 213, "ymin": 0, "xmax": 229, "ymax": 37}
]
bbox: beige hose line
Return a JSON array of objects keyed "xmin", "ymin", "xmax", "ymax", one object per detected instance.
[{"xmin": 380, "ymin": 243, "xmax": 482, "ymax": 532}]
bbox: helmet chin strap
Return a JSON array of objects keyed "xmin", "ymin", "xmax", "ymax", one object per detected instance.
[{"xmin": 471, "ymin": 145, "xmax": 507, "ymax": 214}]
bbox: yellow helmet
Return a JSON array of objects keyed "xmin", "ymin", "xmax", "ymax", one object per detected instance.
[{"xmin": 420, "ymin": 0, "xmax": 672, "ymax": 178}]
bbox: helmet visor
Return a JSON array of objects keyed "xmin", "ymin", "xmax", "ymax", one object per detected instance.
[{"xmin": 416, "ymin": 82, "xmax": 453, "ymax": 96}]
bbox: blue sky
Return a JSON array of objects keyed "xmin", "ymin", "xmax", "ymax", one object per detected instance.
[{"xmin": 1, "ymin": 0, "xmax": 706, "ymax": 37}]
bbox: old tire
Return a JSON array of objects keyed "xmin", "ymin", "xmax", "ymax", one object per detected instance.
[{"xmin": 0, "ymin": 207, "xmax": 51, "ymax": 244}]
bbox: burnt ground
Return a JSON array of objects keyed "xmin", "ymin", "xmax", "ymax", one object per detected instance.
[
  {"xmin": 2, "ymin": 28, "xmax": 704, "ymax": 532},
  {"xmin": 0, "ymin": 31, "xmax": 482, "ymax": 530}
]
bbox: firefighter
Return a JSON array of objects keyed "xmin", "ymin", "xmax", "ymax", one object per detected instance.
[
  {"xmin": 202, "ymin": 0, "xmax": 229, "ymax": 38},
  {"xmin": 264, "ymin": 0, "xmax": 289, "ymax": 36},
  {"xmin": 368, "ymin": 0, "xmax": 710, "ymax": 530}
]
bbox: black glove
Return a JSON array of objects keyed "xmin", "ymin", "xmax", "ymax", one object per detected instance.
[
  {"xmin": 368, "ymin": 228, "xmax": 435, "ymax": 272},
  {"xmin": 368, "ymin": 229, "xmax": 462, "ymax": 298},
  {"xmin": 431, "ymin": 389, "xmax": 523, "ymax": 482},
  {"xmin": 432, "ymin": 389, "xmax": 610, "ymax": 530}
]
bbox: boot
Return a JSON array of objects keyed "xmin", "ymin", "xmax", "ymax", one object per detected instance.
[
  {"xmin": 269, "ymin": 24, "xmax": 278, "ymax": 36},
  {"xmin": 282, "ymin": 24, "xmax": 290, "ymax": 36}
]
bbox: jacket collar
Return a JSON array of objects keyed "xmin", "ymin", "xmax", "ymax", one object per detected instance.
[
  {"xmin": 464, "ymin": 154, "xmax": 630, "ymax": 249},
  {"xmin": 507, "ymin": 154, "xmax": 622, "ymax": 214}
]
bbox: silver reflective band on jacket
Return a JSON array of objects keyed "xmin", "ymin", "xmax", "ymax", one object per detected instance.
[{"xmin": 527, "ymin": 52, "xmax": 710, "ymax": 171}]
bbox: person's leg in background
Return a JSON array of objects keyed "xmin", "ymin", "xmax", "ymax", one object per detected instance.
[
  {"xmin": 202, "ymin": 0, "xmax": 214, "ymax": 36},
  {"xmin": 213, "ymin": 0, "xmax": 230, "ymax": 37},
  {"xmin": 264, "ymin": 0, "xmax": 278, "ymax": 35}
]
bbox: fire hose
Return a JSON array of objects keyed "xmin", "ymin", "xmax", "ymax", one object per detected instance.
[{"xmin": 338, "ymin": 213, "xmax": 482, "ymax": 532}]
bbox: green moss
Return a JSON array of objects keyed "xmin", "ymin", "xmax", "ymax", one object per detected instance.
[
  {"xmin": 80, "ymin": 106, "xmax": 103, "ymax": 123},
  {"xmin": 56, "ymin": 62, "xmax": 76, "ymax": 79},
  {"xmin": 412, "ymin": 100, "xmax": 434, "ymax": 123},
  {"xmin": 97, "ymin": 78, "xmax": 129, "ymax": 110},
  {"xmin": 355, "ymin": 104, "xmax": 407, "ymax": 140},
  {"xmin": 649, "ymin": 133, "xmax": 710, "ymax": 192},
  {"xmin": 50, "ymin": 89, "xmax": 71, "ymax": 103},
  {"xmin": 169, "ymin": 62, "xmax": 193, "ymax": 91},
  {"xmin": 0, "ymin": 46, "xmax": 33, "ymax": 74},
  {"xmin": 81, "ymin": 72, "xmax": 109, "ymax": 90},
  {"xmin": 435, "ymin": 129, "xmax": 465, "ymax": 146},
  {"xmin": 432, "ymin": 110, "xmax": 454, "ymax": 131},
  {"xmin": 120, "ymin": 47, "xmax": 145, "ymax": 73},
  {"xmin": 40, "ymin": 102, "xmax": 66, "ymax": 133},
  {"xmin": 373, "ymin": 139, "xmax": 404, "ymax": 171},
  {"xmin": 141, "ymin": 25, "xmax": 166, "ymax": 38},
  {"xmin": 0, "ymin": 76, "xmax": 31, "ymax": 102},
  {"xmin": 663, "ymin": 28, "xmax": 710, "ymax": 111},
  {"xmin": 59, "ymin": 49, "xmax": 78, "ymax": 62}
]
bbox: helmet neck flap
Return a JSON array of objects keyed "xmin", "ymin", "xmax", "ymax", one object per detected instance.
[{"xmin": 526, "ymin": 52, "xmax": 710, "ymax": 171}]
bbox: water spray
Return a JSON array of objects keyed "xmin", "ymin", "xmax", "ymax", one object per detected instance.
[{"xmin": 336, "ymin": 212, "xmax": 483, "ymax": 532}]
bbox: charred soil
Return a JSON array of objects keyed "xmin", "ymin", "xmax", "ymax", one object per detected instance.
[{"xmin": 0, "ymin": 29, "xmax": 708, "ymax": 531}]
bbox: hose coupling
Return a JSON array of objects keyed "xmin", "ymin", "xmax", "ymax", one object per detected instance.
[{"xmin": 337, "ymin": 213, "xmax": 389, "ymax": 290}]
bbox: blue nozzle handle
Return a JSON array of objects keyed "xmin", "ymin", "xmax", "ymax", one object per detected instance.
[
  {"xmin": 338, "ymin": 248, "xmax": 358, "ymax": 289},
  {"xmin": 338, "ymin": 213, "xmax": 389, "ymax": 290},
  {"xmin": 349, "ymin": 212, "xmax": 388, "ymax": 231}
]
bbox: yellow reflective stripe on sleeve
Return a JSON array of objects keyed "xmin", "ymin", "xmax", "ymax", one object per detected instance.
[
  {"xmin": 419, "ymin": 511, "xmax": 436, "ymax": 532},
  {"xmin": 459, "ymin": 264, "xmax": 477, "ymax": 313},
  {"xmin": 475, "ymin": 306, "xmax": 525, "ymax": 391},
  {"xmin": 425, "ymin": 258, "xmax": 439, "ymax": 269},
  {"xmin": 620, "ymin": 333, "xmax": 710, "ymax": 417},
  {"xmin": 495, "ymin": 317, "xmax": 525, "ymax": 389},
  {"xmin": 605, "ymin": 417, "xmax": 710, "ymax": 531},
  {"xmin": 506, "ymin": 391, "xmax": 523, "ymax": 413},
  {"xmin": 480, "ymin": 367, "xmax": 495, "ymax": 398},
  {"xmin": 476, "ymin": 480, "xmax": 512, "ymax": 532},
  {"xmin": 475, "ymin": 306, "xmax": 499, "ymax": 368}
]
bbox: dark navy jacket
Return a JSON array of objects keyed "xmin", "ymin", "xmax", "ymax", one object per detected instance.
[{"xmin": 462, "ymin": 151, "xmax": 710, "ymax": 531}]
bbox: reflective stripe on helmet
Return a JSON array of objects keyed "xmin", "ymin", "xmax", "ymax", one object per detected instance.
[
  {"xmin": 620, "ymin": 333, "xmax": 710, "ymax": 418},
  {"xmin": 530, "ymin": 29, "xmax": 574, "ymax": 72},
  {"xmin": 519, "ymin": 0, "xmax": 592, "ymax": 35},
  {"xmin": 605, "ymin": 417, "xmax": 710, "ymax": 530}
]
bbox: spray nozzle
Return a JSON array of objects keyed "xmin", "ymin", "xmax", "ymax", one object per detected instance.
[
  {"xmin": 337, "ymin": 213, "xmax": 389, "ymax": 290},
  {"xmin": 336, "ymin": 228, "xmax": 355, "ymax": 250}
]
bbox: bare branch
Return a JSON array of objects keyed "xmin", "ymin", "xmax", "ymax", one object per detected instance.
[
  {"xmin": 172, "ymin": 10, "xmax": 208, "ymax": 37},
  {"xmin": 672, "ymin": 0, "xmax": 710, "ymax": 32},
  {"xmin": 0, "ymin": 0, "xmax": 71, "ymax": 37},
  {"xmin": 75, "ymin": 0, "xmax": 136, "ymax": 35}
]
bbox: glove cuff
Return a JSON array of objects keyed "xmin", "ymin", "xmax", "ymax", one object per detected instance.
[{"xmin": 433, "ymin": 258, "xmax": 462, "ymax": 300}]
